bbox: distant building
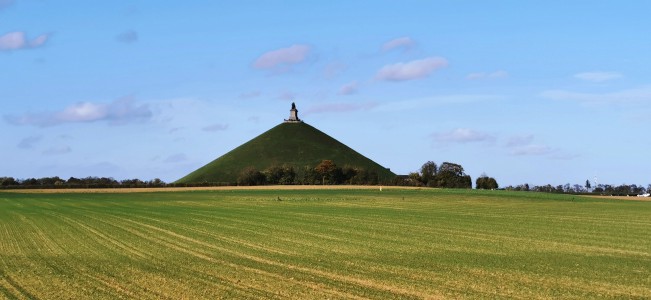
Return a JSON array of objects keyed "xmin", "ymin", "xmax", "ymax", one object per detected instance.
[{"xmin": 284, "ymin": 102, "xmax": 302, "ymax": 123}]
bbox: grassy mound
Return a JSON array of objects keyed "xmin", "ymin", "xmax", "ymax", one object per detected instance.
[{"xmin": 176, "ymin": 122, "xmax": 395, "ymax": 184}]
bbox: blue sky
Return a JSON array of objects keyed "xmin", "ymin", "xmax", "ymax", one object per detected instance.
[{"xmin": 2, "ymin": 1, "xmax": 650, "ymax": 186}]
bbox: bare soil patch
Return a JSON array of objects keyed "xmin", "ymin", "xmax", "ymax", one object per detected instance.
[
  {"xmin": 583, "ymin": 195, "xmax": 651, "ymax": 202},
  {"xmin": 2, "ymin": 185, "xmax": 421, "ymax": 194}
]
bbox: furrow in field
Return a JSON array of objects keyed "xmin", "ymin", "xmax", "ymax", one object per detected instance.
[
  {"xmin": 18, "ymin": 213, "xmax": 137, "ymax": 299},
  {"xmin": 271, "ymin": 209, "xmax": 651, "ymax": 258},
  {"xmin": 49, "ymin": 212, "xmax": 150, "ymax": 260},
  {"xmin": 0, "ymin": 275, "xmax": 36, "ymax": 300},
  {"xmin": 189, "ymin": 210, "xmax": 349, "ymax": 244},
  {"xmin": 184, "ymin": 210, "xmax": 402, "ymax": 254},
  {"xmin": 74, "ymin": 211, "xmax": 359, "ymax": 299},
  {"xmin": 103, "ymin": 211, "xmax": 445, "ymax": 299},
  {"xmin": 56, "ymin": 211, "xmax": 253, "ymax": 299},
  {"xmin": 0, "ymin": 222, "xmax": 42, "ymax": 300}
]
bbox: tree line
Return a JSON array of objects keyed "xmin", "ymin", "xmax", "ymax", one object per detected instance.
[
  {"xmin": 236, "ymin": 160, "xmax": 384, "ymax": 186},
  {"xmin": 0, "ymin": 176, "xmax": 166, "ymax": 189},
  {"xmin": 504, "ymin": 181, "xmax": 650, "ymax": 196},
  {"xmin": 5, "ymin": 161, "xmax": 645, "ymax": 195}
]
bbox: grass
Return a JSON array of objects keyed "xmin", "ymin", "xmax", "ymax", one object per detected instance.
[
  {"xmin": 176, "ymin": 122, "xmax": 396, "ymax": 184},
  {"xmin": 0, "ymin": 188, "xmax": 649, "ymax": 299}
]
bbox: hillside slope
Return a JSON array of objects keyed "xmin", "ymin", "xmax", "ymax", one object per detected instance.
[{"xmin": 176, "ymin": 122, "xmax": 395, "ymax": 184}]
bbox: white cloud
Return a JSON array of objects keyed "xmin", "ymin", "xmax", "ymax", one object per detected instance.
[
  {"xmin": 202, "ymin": 123, "xmax": 228, "ymax": 132},
  {"xmin": 0, "ymin": 31, "xmax": 49, "ymax": 51},
  {"xmin": 382, "ymin": 37, "xmax": 415, "ymax": 52},
  {"xmin": 541, "ymin": 86, "xmax": 651, "ymax": 104},
  {"xmin": 4, "ymin": 96, "xmax": 152, "ymax": 127},
  {"xmin": 431, "ymin": 128, "xmax": 495, "ymax": 144},
  {"xmin": 375, "ymin": 57, "xmax": 448, "ymax": 81},
  {"xmin": 574, "ymin": 71, "xmax": 622, "ymax": 82},
  {"xmin": 253, "ymin": 44, "xmax": 310, "ymax": 69},
  {"xmin": 116, "ymin": 30, "xmax": 138, "ymax": 44},
  {"xmin": 466, "ymin": 70, "xmax": 509, "ymax": 80},
  {"xmin": 338, "ymin": 81, "xmax": 359, "ymax": 95}
]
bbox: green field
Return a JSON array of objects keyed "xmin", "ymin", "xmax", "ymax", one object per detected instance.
[{"xmin": 0, "ymin": 189, "xmax": 649, "ymax": 299}]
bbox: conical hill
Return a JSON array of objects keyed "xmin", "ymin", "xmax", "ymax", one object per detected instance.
[{"xmin": 176, "ymin": 122, "xmax": 395, "ymax": 184}]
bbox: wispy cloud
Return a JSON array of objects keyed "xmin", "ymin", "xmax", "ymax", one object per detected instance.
[
  {"xmin": 382, "ymin": 37, "xmax": 415, "ymax": 52},
  {"xmin": 0, "ymin": 31, "xmax": 49, "ymax": 51},
  {"xmin": 168, "ymin": 127, "xmax": 184, "ymax": 134},
  {"xmin": 376, "ymin": 94, "xmax": 503, "ymax": 112},
  {"xmin": 338, "ymin": 81, "xmax": 359, "ymax": 95},
  {"xmin": 277, "ymin": 91, "xmax": 297, "ymax": 101},
  {"xmin": 505, "ymin": 134, "xmax": 534, "ymax": 147},
  {"xmin": 17, "ymin": 136, "xmax": 42, "ymax": 149},
  {"xmin": 375, "ymin": 57, "xmax": 448, "ymax": 81},
  {"xmin": 202, "ymin": 123, "xmax": 228, "ymax": 132},
  {"xmin": 0, "ymin": 0, "xmax": 14, "ymax": 10},
  {"xmin": 304, "ymin": 102, "xmax": 377, "ymax": 115},
  {"xmin": 431, "ymin": 128, "xmax": 495, "ymax": 144},
  {"xmin": 466, "ymin": 70, "xmax": 508, "ymax": 80},
  {"xmin": 116, "ymin": 30, "xmax": 138, "ymax": 44},
  {"xmin": 43, "ymin": 146, "xmax": 72, "ymax": 155},
  {"xmin": 5, "ymin": 96, "xmax": 152, "ymax": 127},
  {"xmin": 574, "ymin": 71, "xmax": 622, "ymax": 82},
  {"xmin": 164, "ymin": 153, "xmax": 188, "ymax": 163},
  {"xmin": 504, "ymin": 134, "xmax": 578, "ymax": 160},
  {"xmin": 322, "ymin": 62, "xmax": 347, "ymax": 79},
  {"xmin": 541, "ymin": 86, "xmax": 651, "ymax": 104},
  {"xmin": 509, "ymin": 144, "xmax": 555, "ymax": 156},
  {"xmin": 253, "ymin": 44, "xmax": 310, "ymax": 70},
  {"xmin": 238, "ymin": 91, "xmax": 261, "ymax": 99}
]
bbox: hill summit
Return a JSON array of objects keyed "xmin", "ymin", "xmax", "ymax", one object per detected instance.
[{"xmin": 176, "ymin": 103, "xmax": 395, "ymax": 184}]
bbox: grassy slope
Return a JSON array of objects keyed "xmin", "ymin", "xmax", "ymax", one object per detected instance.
[
  {"xmin": 0, "ymin": 189, "xmax": 649, "ymax": 299},
  {"xmin": 176, "ymin": 122, "xmax": 396, "ymax": 184}
]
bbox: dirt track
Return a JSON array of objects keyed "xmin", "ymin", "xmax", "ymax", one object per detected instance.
[
  {"xmin": 1, "ymin": 185, "xmax": 420, "ymax": 194},
  {"xmin": 583, "ymin": 195, "xmax": 651, "ymax": 202}
]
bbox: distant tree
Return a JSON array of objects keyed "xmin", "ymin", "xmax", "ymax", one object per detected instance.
[
  {"xmin": 0, "ymin": 177, "xmax": 18, "ymax": 187},
  {"xmin": 237, "ymin": 167, "xmax": 266, "ymax": 186},
  {"xmin": 476, "ymin": 173, "xmax": 498, "ymax": 190},
  {"xmin": 148, "ymin": 178, "xmax": 165, "ymax": 187},
  {"xmin": 585, "ymin": 180, "xmax": 591, "ymax": 192},
  {"xmin": 121, "ymin": 178, "xmax": 145, "ymax": 187},
  {"xmin": 420, "ymin": 161, "xmax": 437, "ymax": 186},
  {"xmin": 431, "ymin": 162, "xmax": 471, "ymax": 189},
  {"xmin": 279, "ymin": 165, "xmax": 296, "ymax": 185},
  {"xmin": 301, "ymin": 166, "xmax": 319, "ymax": 185},
  {"xmin": 265, "ymin": 165, "xmax": 285, "ymax": 184},
  {"xmin": 405, "ymin": 172, "xmax": 423, "ymax": 187},
  {"xmin": 341, "ymin": 165, "xmax": 358, "ymax": 185},
  {"xmin": 351, "ymin": 168, "xmax": 370, "ymax": 185},
  {"xmin": 315, "ymin": 160, "xmax": 337, "ymax": 185}
]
